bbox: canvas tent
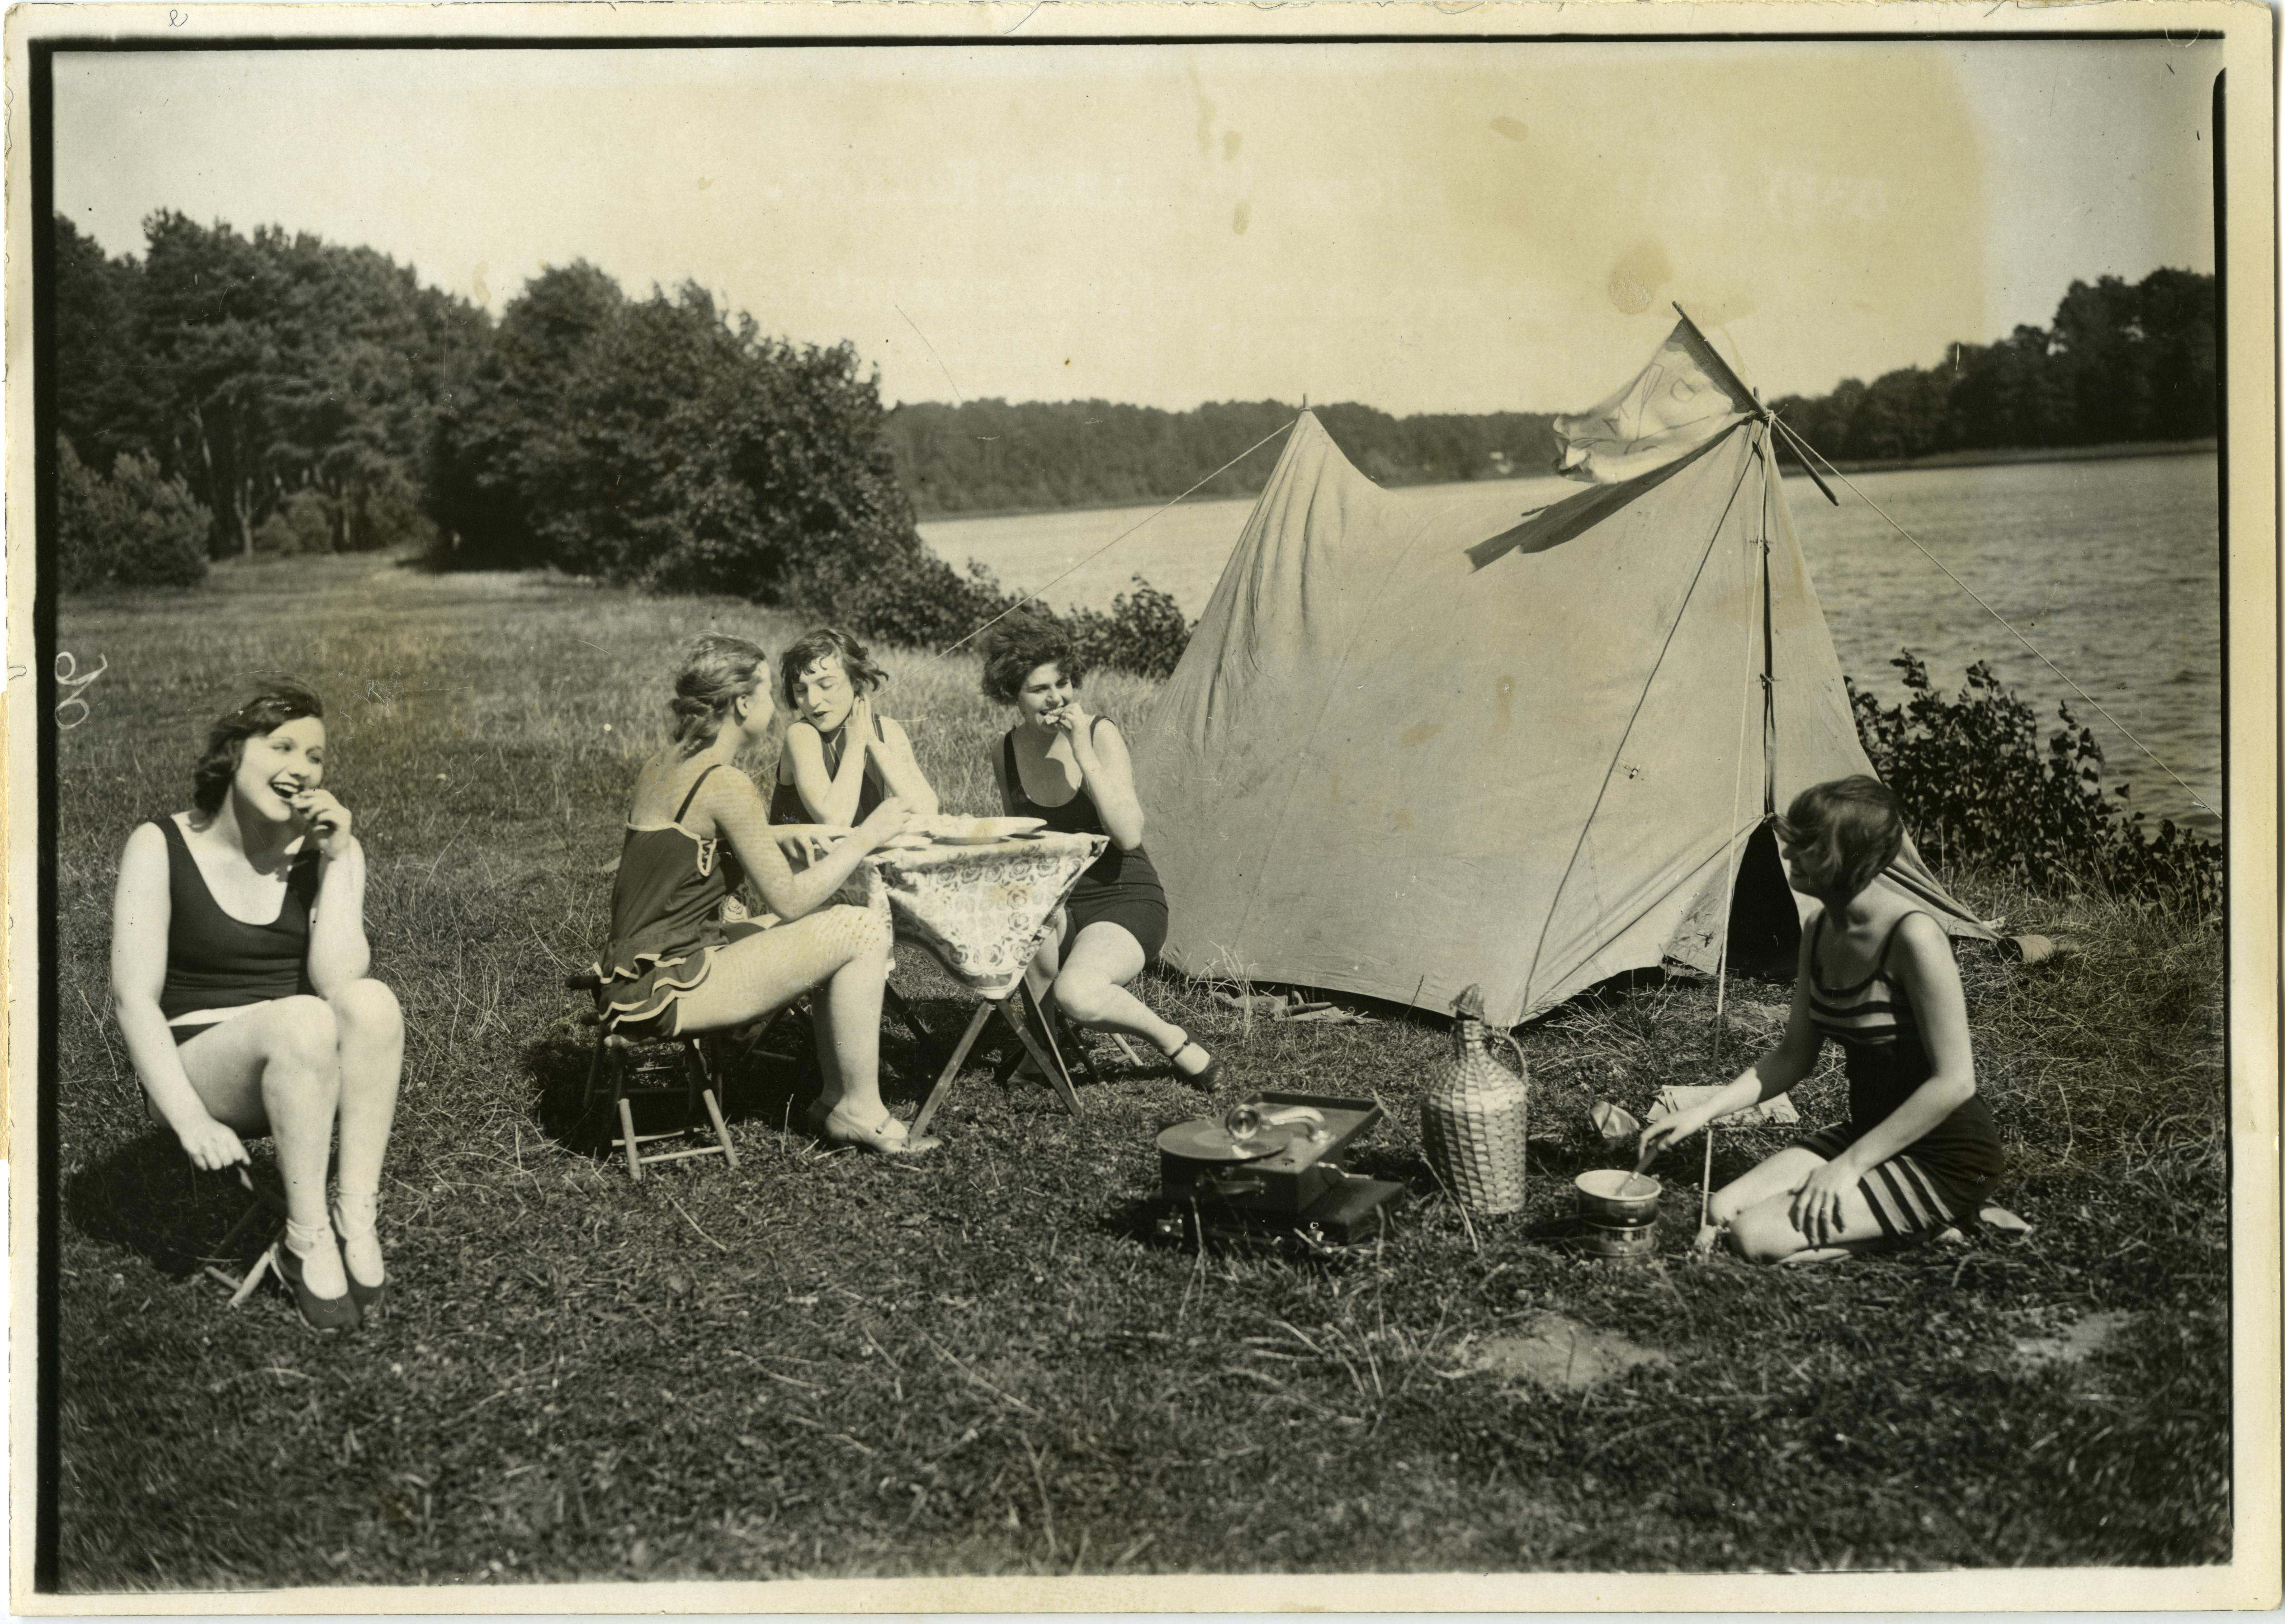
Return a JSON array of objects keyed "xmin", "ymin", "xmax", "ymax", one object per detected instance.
[{"xmin": 1129, "ymin": 322, "xmax": 1994, "ymax": 1030}]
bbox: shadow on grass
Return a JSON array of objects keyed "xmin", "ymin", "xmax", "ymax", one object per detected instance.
[{"xmin": 62, "ymin": 1131, "xmax": 281, "ymax": 1284}]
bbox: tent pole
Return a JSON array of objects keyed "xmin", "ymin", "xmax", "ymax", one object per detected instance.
[{"xmin": 1710, "ymin": 423, "xmax": 1774, "ymax": 1066}]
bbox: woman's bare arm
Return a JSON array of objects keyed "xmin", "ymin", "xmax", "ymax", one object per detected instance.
[
  {"xmin": 782, "ymin": 716, "xmax": 872, "ymax": 827},
  {"xmin": 1066, "ymin": 715, "xmax": 1145, "ymax": 849},
  {"xmin": 872, "ymin": 716, "xmax": 941, "ymax": 818},
  {"xmin": 704, "ymin": 769, "xmax": 911, "ymax": 920},
  {"xmin": 110, "ymin": 824, "xmax": 244, "ymax": 1167}
]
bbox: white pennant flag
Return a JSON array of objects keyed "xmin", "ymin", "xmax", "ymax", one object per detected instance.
[{"xmin": 1553, "ymin": 320, "xmax": 1758, "ymax": 484}]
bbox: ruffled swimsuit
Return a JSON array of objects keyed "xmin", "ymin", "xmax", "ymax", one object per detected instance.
[
  {"xmin": 1795, "ymin": 910, "xmax": 2007, "ymax": 1236},
  {"xmin": 593, "ymin": 764, "xmax": 763, "ymax": 1037}
]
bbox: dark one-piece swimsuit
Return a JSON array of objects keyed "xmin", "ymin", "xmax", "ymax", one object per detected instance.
[
  {"xmin": 156, "ymin": 815, "xmax": 322, "ymax": 1045},
  {"xmin": 771, "ymin": 714, "xmax": 888, "ymax": 826},
  {"xmin": 1796, "ymin": 910, "xmax": 2007, "ymax": 1237},
  {"xmin": 1001, "ymin": 723, "xmax": 1169, "ymax": 962},
  {"xmin": 592, "ymin": 763, "xmax": 764, "ymax": 1037}
]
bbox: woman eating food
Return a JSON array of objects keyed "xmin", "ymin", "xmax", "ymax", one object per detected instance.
[{"xmin": 980, "ymin": 613, "xmax": 1216, "ymax": 1087}]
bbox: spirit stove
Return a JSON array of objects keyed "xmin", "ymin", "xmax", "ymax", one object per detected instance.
[{"xmin": 1147, "ymin": 1092, "xmax": 1406, "ymax": 1249}]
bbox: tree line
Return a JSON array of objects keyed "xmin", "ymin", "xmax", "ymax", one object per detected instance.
[
  {"xmin": 52, "ymin": 210, "xmax": 2214, "ymax": 601},
  {"xmin": 1769, "ymin": 269, "xmax": 2217, "ymax": 466}
]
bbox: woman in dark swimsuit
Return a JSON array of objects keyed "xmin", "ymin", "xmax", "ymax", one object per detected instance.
[
  {"xmin": 980, "ymin": 614, "xmax": 1216, "ymax": 1087},
  {"xmin": 597, "ymin": 634, "xmax": 931, "ymax": 1155},
  {"xmin": 1640, "ymin": 776, "xmax": 2005, "ymax": 1263},
  {"xmin": 770, "ymin": 628, "xmax": 938, "ymax": 829},
  {"xmin": 109, "ymin": 681, "xmax": 403, "ymax": 1330}
]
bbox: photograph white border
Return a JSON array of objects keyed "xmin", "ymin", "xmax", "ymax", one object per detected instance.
[{"xmin": 5, "ymin": 2, "xmax": 2275, "ymax": 1612}]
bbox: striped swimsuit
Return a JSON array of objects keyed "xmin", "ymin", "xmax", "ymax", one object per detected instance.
[{"xmin": 1797, "ymin": 910, "xmax": 2006, "ymax": 1238}]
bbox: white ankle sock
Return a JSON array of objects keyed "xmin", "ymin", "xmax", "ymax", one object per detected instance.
[{"xmin": 332, "ymin": 1190, "xmax": 385, "ymax": 1287}]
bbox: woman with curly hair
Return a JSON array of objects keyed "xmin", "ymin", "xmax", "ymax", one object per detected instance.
[
  {"xmin": 769, "ymin": 626, "xmax": 938, "ymax": 828},
  {"xmin": 595, "ymin": 634, "xmax": 932, "ymax": 1154},
  {"xmin": 980, "ymin": 613, "xmax": 1216, "ymax": 1087},
  {"xmin": 110, "ymin": 681, "xmax": 403, "ymax": 1331}
]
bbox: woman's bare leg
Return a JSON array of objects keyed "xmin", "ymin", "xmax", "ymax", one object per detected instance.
[
  {"xmin": 1051, "ymin": 924, "xmax": 1198, "ymax": 1067},
  {"xmin": 328, "ymin": 978, "xmax": 402, "ymax": 1288},
  {"xmin": 670, "ymin": 906, "xmax": 891, "ymax": 1118},
  {"xmin": 1726, "ymin": 1185, "xmax": 1891, "ymax": 1266},
  {"xmin": 179, "ymin": 996, "xmax": 347, "ymax": 1296}
]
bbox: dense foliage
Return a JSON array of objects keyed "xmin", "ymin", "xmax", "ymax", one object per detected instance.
[
  {"xmin": 1851, "ymin": 653, "xmax": 2221, "ymax": 910},
  {"xmin": 881, "ymin": 399, "xmax": 1561, "ymax": 519},
  {"xmin": 55, "ymin": 213, "xmax": 484, "ymax": 562},
  {"xmin": 55, "ymin": 437, "xmax": 211, "ymax": 591},
  {"xmin": 1773, "ymin": 270, "xmax": 2216, "ymax": 465},
  {"xmin": 427, "ymin": 265, "xmax": 920, "ymax": 603}
]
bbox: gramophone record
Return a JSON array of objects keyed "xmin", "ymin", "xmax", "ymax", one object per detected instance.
[{"xmin": 1156, "ymin": 1119, "xmax": 1282, "ymax": 1162}]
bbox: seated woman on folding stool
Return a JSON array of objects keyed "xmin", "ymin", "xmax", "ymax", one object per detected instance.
[
  {"xmin": 1638, "ymin": 776, "xmax": 2005, "ymax": 1263},
  {"xmin": 110, "ymin": 681, "xmax": 403, "ymax": 1331},
  {"xmin": 980, "ymin": 613, "xmax": 1216, "ymax": 1087},
  {"xmin": 770, "ymin": 627, "xmax": 938, "ymax": 828},
  {"xmin": 596, "ymin": 634, "xmax": 931, "ymax": 1155}
]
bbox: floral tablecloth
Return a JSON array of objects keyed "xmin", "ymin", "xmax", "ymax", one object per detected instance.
[{"xmin": 863, "ymin": 832, "xmax": 1107, "ymax": 1000}]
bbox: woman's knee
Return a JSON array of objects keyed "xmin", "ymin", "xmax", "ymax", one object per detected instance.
[
  {"xmin": 1723, "ymin": 1208, "xmax": 1799, "ymax": 1266},
  {"xmin": 1052, "ymin": 971, "xmax": 1117, "ymax": 1026},
  {"xmin": 260, "ymin": 998, "xmax": 341, "ymax": 1105},
  {"xmin": 831, "ymin": 903, "xmax": 891, "ymax": 961},
  {"xmin": 329, "ymin": 978, "xmax": 403, "ymax": 1040},
  {"xmin": 268, "ymin": 995, "xmax": 340, "ymax": 1065}
]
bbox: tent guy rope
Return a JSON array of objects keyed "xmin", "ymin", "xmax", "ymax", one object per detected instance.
[
  {"xmin": 1768, "ymin": 415, "xmax": 2216, "ymax": 822},
  {"xmin": 939, "ymin": 418, "xmax": 1300, "ymax": 658}
]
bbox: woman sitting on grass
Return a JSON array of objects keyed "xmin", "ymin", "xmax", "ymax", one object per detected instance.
[
  {"xmin": 110, "ymin": 681, "xmax": 403, "ymax": 1332},
  {"xmin": 596, "ymin": 634, "xmax": 932, "ymax": 1155},
  {"xmin": 981, "ymin": 613, "xmax": 1216, "ymax": 1087},
  {"xmin": 770, "ymin": 628, "xmax": 939, "ymax": 828},
  {"xmin": 1639, "ymin": 776, "xmax": 2005, "ymax": 1264}
]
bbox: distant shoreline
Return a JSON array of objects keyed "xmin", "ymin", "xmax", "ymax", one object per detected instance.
[
  {"xmin": 1801, "ymin": 437, "xmax": 2219, "ymax": 477},
  {"xmin": 912, "ymin": 437, "xmax": 2220, "ymax": 526}
]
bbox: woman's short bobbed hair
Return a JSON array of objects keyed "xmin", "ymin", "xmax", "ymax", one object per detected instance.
[
  {"xmin": 777, "ymin": 627, "xmax": 889, "ymax": 712},
  {"xmin": 979, "ymin": 612, "xmax": 1085, "ymax": 706},
  {"xmin": 1775, "ymin": 775, "xmax": 1905, "ymax": 905},
  {"xmin": 193, "ymin": 680, "xmax": 325, "ymax": 819}
]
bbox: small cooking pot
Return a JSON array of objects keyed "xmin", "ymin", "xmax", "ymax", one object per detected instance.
[{"xmin": 1574, "ymin": 1168, "xmax": 1662, "ymax": 1227}]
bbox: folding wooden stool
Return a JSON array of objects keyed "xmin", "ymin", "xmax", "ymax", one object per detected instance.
[
  {"xmin": 583, "ymin": 1024, "xmax": 738, "ymax": 1183},
  {"xmin": 199, "ymin": 1164, "xmax": 289, "ymax": 1308}
]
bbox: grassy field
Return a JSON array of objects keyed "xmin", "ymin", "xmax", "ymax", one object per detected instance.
[{"xmin": 47, "ymin": 553, "xmax": 2230, "ymax": 1588}]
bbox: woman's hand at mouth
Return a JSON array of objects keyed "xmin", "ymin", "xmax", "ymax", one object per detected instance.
[{"xmin": 289, "ymin": 789, "xmax": 356, "ymax": 857}]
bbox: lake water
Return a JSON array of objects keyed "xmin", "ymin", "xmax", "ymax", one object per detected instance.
[{"xmin": 920, "ymin": 452, "xmax": 2223, "ymax": 831}]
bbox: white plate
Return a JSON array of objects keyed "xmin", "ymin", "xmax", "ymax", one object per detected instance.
[{"xmin": 926, "ymin": 816, "xmax": 1047, "ymax": 845}]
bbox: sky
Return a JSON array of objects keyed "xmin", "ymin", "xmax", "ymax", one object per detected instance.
[{"xmin": 53, "ymin": 38, "xmax": 2219, "ymax": 416}]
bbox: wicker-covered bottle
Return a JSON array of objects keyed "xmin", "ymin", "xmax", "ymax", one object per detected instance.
[{"xmin": 1421, "ymin": 983, "xmax": 1530, "ymax": 1214}]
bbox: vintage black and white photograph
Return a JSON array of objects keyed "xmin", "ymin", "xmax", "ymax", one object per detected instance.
[{"xmin": 6, "ymin": 2, "xmax": 2277, "ymax": 1607}]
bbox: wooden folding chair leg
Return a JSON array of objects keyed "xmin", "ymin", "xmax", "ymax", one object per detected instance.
[
  {"xmin": 911, "ymin": 1002, "xmax": 996, "ymax": 1140},
  {"xmin": 702, "ymin": 1089, "xmax": 738, "ymax": 1167},
  {"xmin": 618, "ymin": 1097, "xmax": 644, "ymax": 1184},
  {"xmin": 224, "ymin": 1247, "xmax": 275, "ymax": 1308}
]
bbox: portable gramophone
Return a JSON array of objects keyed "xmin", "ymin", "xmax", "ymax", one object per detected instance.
[{"xmin": 1146, "ymin": 1092, "xmax": 1406, "ymax": 1249}]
